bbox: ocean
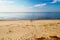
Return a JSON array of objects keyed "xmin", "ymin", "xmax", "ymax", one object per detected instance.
[{"xmin": 0, "ymin": 12, "xmax": 60, "ymax": 20}]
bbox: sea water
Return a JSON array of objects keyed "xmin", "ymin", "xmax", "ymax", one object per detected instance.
[{"xmin": 0, "ymin": 12, "xmax": 60, "ymax": 20}]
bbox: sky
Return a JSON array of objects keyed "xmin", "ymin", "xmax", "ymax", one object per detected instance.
[{"xmin": 0, "ymin": 0, "xmax": 60, "ymax": 12}]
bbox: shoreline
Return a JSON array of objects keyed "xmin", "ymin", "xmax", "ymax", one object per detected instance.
[{"xmin": 0, "ymin": 19, "xmax": 60, "ymax": 21}]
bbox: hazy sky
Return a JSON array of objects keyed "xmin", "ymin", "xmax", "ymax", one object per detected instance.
[{"xmin": 0, "ymin": 0, "xmax": 60, "ymax": 12}]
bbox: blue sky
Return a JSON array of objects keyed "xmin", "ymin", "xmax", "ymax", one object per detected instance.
[{"xmin": 0, "ymin": 0, "xmax": 60, "ymax": 12}]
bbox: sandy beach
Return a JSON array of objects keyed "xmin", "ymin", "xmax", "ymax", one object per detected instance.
[{"xmin": 0, "ymin": 20, "xmax": 60, "ymax": 40}]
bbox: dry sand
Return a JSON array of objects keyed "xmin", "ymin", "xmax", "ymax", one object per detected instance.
[{"xmin": 0, "ymin": 20, "xmax": 60, "ymax": 40}]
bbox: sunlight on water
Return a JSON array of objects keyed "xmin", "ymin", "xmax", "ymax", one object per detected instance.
[{"xmin": 0, "ymin": 12, "xmax": 60, "ymax": 20}]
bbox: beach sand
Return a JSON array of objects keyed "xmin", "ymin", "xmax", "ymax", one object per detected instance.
[{"xmin": 0, "ymin": 20, "xmax": 60, "ymax": 40}]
